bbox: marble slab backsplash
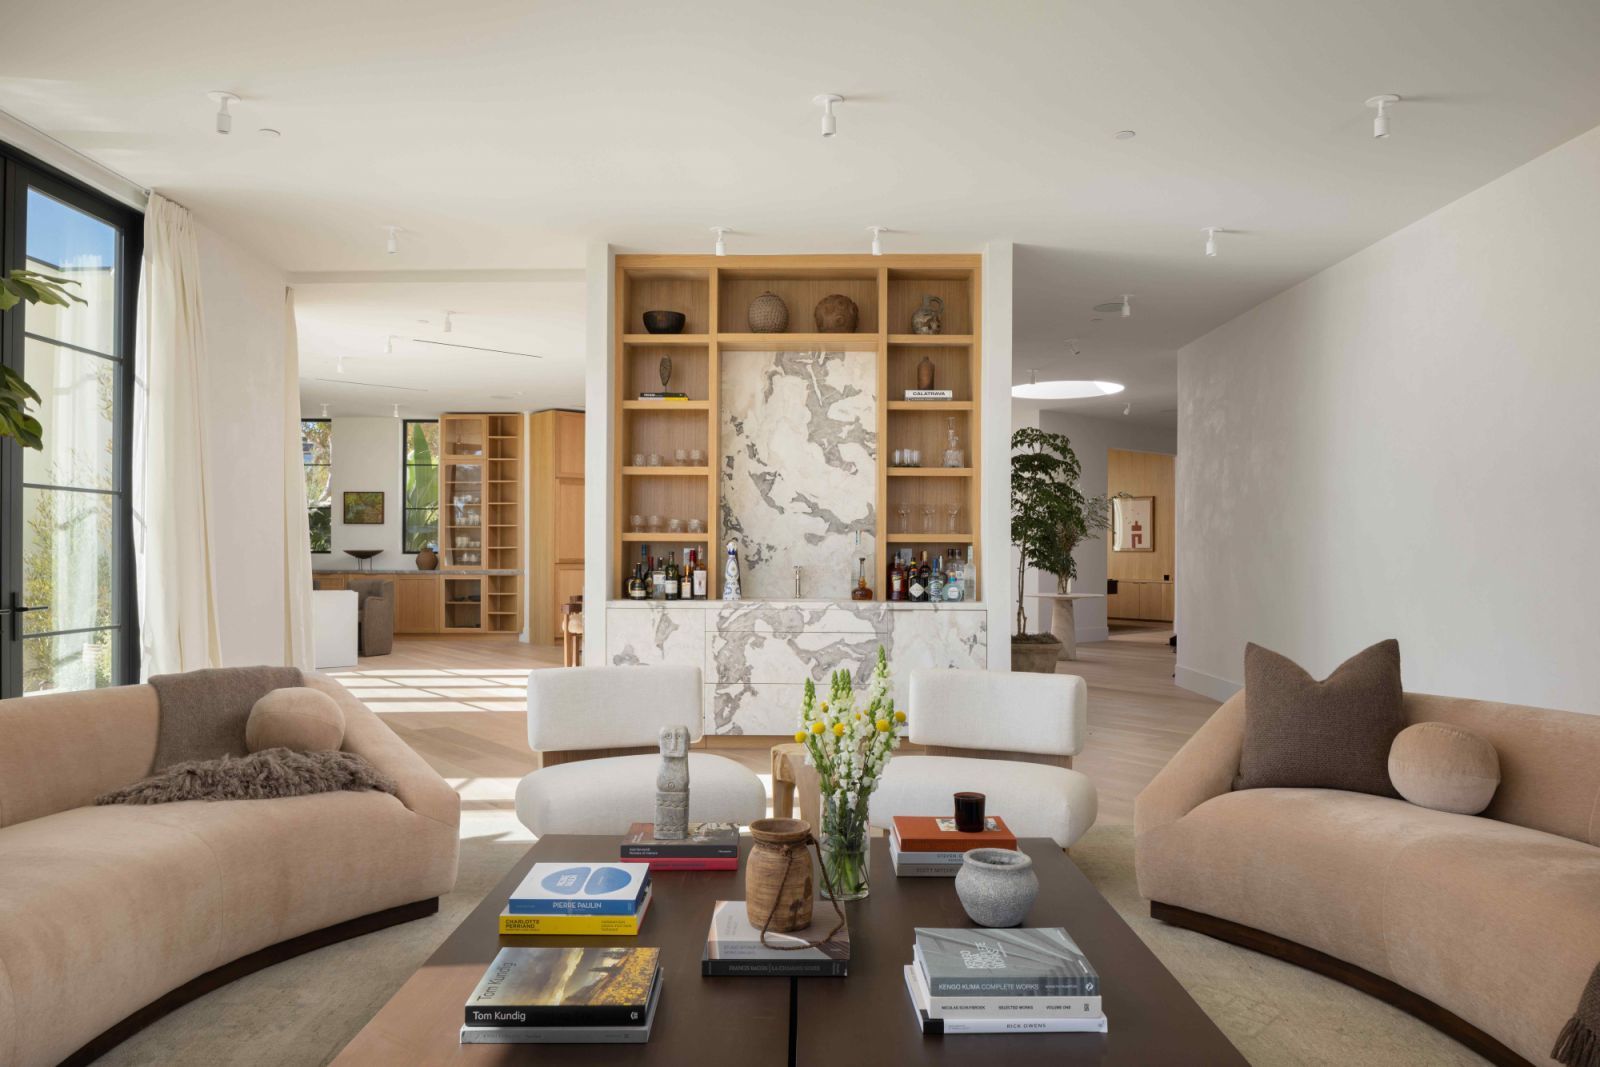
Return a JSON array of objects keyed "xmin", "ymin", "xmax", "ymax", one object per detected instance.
[
  {"xmin": 606, "ymin": 601, "xmax": 988, "ymax": 735},
  {"xmin": 720, "ymin": 351, "xmax": 876, "ymax": 600}
]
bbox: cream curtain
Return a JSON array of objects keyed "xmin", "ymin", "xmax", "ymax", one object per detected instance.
[
  {"xmin": 281, "ymin": 289, "xmax": 315, "ymax": 669},
  {"xmin": 132, "ymin": 193, "xmax": 222, "ymax": 676}
]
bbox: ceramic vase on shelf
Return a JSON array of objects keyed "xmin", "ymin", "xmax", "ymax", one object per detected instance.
[
  {"xmin": 415, "ymin": 545, "xmax": 438, "ymax": 571},
  {"xmin": 916, "ymin": 354, "xmax": 936, "ymax": 390},
  {"xmin": 955, "ymin": 848, "xmax": 1040, "ymax": 927},
  {"xmin": 814, "ymin": 293, "xmax": 859, "ymax": 333},
  {"xmin": 911, "ymin": 294, "xmax": 945, "ymax": 334},
  {"xmin": 748, "ymin": 291, "xmax": 789, "ymax": 333}
]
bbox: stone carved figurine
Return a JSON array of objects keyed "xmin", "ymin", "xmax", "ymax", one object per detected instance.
[{"xmin": 655, "ymin": 725, "xmax": 691, "ymax": 840}]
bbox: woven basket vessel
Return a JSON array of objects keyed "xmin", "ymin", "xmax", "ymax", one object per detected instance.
[
  {"xmin": 748, "ymin": 291, "xmax": 789, "ymax": 333},
  {"xmin": 745, "ymin": 818, "xmax": 814, "ymax": 932}
]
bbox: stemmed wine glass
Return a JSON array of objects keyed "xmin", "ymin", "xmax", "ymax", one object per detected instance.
[
  {"xmin": 921, "ymin": 504, "xmax": 936, "ymax": 534},
  {"xmin": 896, "ymin": 503, "xmax": 910, "ymax": 533},
  {"xmin": 946, "ymin": 504, "xmax": 960, "ymax": 533}
]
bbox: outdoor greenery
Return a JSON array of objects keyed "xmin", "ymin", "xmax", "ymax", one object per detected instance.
[
  {"xmin": 303, "ymin": 420, "xmax": 332, "ymax": 552},
  {"xmin": 403, "ymin": 420, "xmax": 440, "ymax": 551},
  {"xmin": 1010, "ymin": 426, "xmax": 1110, "ymax": 637},
  {"xmin": 1, "ymin": 268, "xmax": 84, "ymax": 450}
]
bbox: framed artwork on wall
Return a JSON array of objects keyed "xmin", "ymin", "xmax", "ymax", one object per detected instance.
[
  {"xmin": 343, "ymin": 491, "xmax": 385, "ymax": 525},
  {"xmin": 1112, "ymin": 495, "xmax": 1154, "ymax": 552}
]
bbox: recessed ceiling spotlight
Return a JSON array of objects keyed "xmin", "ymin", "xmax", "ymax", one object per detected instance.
[
  {"xmin": 868, "ymin": 226, "xmax": 886, "ymax": 256},
  {"xmin": 711, "ymin": 226, "xmax": 730, "ymax": 256},
  {"xmin": 392, "ymin": 403, "xmax": 400, "ymax": 419},
  {"xmin": 814, "ymin": 93, "xmax": 843, "ymax": 138},
  {"xmin": 384, "ymin": 225, "xmax": 401, "ymax": 255},
  {"xmin": 1203, "ymin": 227, "xmax": 1220, "ymax": 257},
  {"xmin": 257, "ymin": 127, "xmax": 281, "ymax": 138},
  {"xmin": 207, "ymin": 91, "xmax": 240, "ymax": 135},
  {"xmin": 1114, "ymin": 130, "xmax": 1137, "ymax": 140},
  {"xmin": 1123, "ymin": 403, "xmax": 1132, "ymax": 416},
  {"xmin": 1012, "ymin": 373, "xmax": 1126, "ymax": 400},
  {"xmin": 1366, "ymin": 94, "xmax": 1400, "ymax": 139}
]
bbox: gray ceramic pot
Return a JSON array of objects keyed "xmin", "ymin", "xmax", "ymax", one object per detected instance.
[{"xmin": 955, "ymin": 848, "xmax": 1039, "ymax": 928}]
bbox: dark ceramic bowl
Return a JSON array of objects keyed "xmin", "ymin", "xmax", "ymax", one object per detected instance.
[{"xmin": 642, "ymin": 310, "xmax": 687, "ymax": 334}]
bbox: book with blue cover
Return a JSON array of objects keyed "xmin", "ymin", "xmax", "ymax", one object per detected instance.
[{"xmin": 508, "ymin": 863, "xmax": 651, "ymax": 916}]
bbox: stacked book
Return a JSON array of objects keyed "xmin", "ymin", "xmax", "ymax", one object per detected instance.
[
  {"xmin": 889, "ymin": 815, "xmax": 1017, "ymax": 877},
  {"xmin": 904, "ymin": 389, "xmax": 955, "ymax": 400},
  {"xmin": 621, "ymin": 821, "xmax": 739, "ymax": 871},
  {"xmin": 461, "ymin": 946, "xmax": 661, "ymax": 1044},
  {"xmin": 498, "ymin": 862, "xmax": 653, "ymax": 936},
  {"xmin": 637, "ymin": 391, "xmax": 689, "ymax": 401},
  {"xmin": 904, "ymin": 928, "xmax": 1106, "ymax": 1035},
  {"xmin": 701, "ymin": 900, "xmax": 850, "ymax": 977}
]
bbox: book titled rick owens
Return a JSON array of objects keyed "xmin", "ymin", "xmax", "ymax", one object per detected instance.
[
  {"xmin": 913, "ymin": 928, "xmax": 1099, "ymax": 997},
  {"xmin": 463, "ymin": 946, "xmax": 660, "ymax": 1029},
  {"xmin": 507, "ymin": 863, "xmax": 650, "ymax": 915}
]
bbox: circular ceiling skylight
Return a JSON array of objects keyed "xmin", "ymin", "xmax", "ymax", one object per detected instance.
[{"xmin": 1011, "ymin": 379, "xmax": 1126, "ymax": 400}]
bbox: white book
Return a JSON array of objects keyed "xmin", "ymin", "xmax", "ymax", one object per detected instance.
[
  {"xmin": 905, "ymin": 965, "xmax": 1107, "ymax": 1035},
  {"xmin": 889, "ymin": 829, "xmax": 967, "ymax": 867},
  {"xmin": 912, "ymin": 951, "xmax": 1101, "ymax": 1017}
]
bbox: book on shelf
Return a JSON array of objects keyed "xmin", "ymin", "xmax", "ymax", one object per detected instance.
[
  {"xmin": 463, "ymin": 947, "xmax": 660, "ymax": 1029},
  {"xmin": 498, "ymin": 886, "xmax": 653, "ymax": 935},
  {"xmin": 701, "ymin": 900, "xmax": 850, "ymax": 977},
  {"xmin": 903, "ymin": 965, "xmax": 1106, "ymax": 1035},
  {"xmin": 620, "ymin": 821, "xmax": 739, "ymax": 860},
  {"xmin": 913, "ymin": 928, "xmax": 1099, "ymax": 997},
  {"xmin": 624, "ymin": 855, "xmax": 739, "ymax": 872},
  {"xmin": 461, "ymin": 963, "xmax": 662, "ymax": 1044},
  {"xmin": 904, "ymin": 389, "xmax": 956, "ymax": 401},
  {"xmin": 891, "ymin": 815, "xmax": 1017, "ymax": 853},
  {"xmin": 507, "ymin": 863, "xmax": 650, "ymax": 916},
  {"xmin": 636, "ymin": 392, "xmax": 690, "ymax": 401}
]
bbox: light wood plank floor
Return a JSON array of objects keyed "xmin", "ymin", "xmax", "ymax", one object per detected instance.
[{"xmin": 338, "ymin": 628, "xmax": 1218, "ymax": 827}]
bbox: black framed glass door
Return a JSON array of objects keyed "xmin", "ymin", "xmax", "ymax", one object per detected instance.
[{"xmin": 0, "ymin": 148, "xmax": 141, "ymax": 697}]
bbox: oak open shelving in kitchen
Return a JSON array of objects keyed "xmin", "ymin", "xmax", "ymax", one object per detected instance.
[{"xmin": 612, "ymin": 253, "xmax": 981, "ymax": 601}]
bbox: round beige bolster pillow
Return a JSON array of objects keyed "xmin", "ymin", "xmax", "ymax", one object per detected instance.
[
  {"xmin": 247, "ymin": 687, "xmax": 346, "ymax": 753},
  {"xmin": 1387, "ymin": 722, "xmax": 1500, "ymax": 815}
]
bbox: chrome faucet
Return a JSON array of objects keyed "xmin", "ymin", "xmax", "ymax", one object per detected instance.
[{"xmin": 793, "ymin": 565, "xmax": 802, "ymax": 598}]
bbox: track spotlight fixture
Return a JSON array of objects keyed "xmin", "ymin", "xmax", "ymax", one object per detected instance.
[
  {"xmin": 385, "ymin": 226, "xmax": 401, "ymax": 255},
  {"xmin": 392, "ymin": 404, "xmax": 400, "ymax": 419},
  {"xmin": 1367, "ymin": 94, "xmax": 1400, "ymax": 139},
  {"xmin": 443, "ymin": 311, "xmax": 454, "ymax": 334},
  {"xmin": 1123, "ymin": 403, "xmax": 1132, "ymax": 416},
  {"xmin": 320, "ymin": 403, "xmax": 329, "ymax": 417},
  {"xmin": 711, "ymin": 226, "xmax": 729, "ymax": 256},
  {"xmin": 1204, "ymin": 227, "xmax": 1219, "ymax": 257},
  {"xmin": 814, "ymin": 94, "xmax": 843, "ymax": 138},
  {"xmin": 1121, "ymin": 294, "xmax": 1132, "ymax": 318},
  {"xmin": 868, "ymin": 226, "xmax": 886, "ymax": 256},
  {"xmin": 207, "ymin": 91, "xmax": 239, "ymax": 135}
]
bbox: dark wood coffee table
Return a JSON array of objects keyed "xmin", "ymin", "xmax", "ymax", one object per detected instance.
[{"xmin": 334, "ymin": 835, "xmax": 1244, "ymax": 1066}]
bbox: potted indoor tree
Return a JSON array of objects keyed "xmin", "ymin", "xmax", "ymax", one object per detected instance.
[
  {"xmin": 1, "ymin": 268, "xmax": 84, "ymax": 450},
  {"xmin": 1010, "ymin": 427, "xmax": 1109, "ymax": 673}
]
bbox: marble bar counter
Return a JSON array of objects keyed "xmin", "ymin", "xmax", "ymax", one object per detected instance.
[
  {"xmin": 313, "ymin": 568, "xmax": 523, "ymax": 575},
  {"xmin": 605, "ymin": 599, "xmax": 988, "ymax": 736}
]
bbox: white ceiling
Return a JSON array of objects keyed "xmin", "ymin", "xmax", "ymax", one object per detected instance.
[
  {"xmin": 4, "ymin": 0, "xmax": 1600, "ymax": 424},
  {"xmin": 294, "ymin": 273, "xmax": 586, "ymax": 417}
]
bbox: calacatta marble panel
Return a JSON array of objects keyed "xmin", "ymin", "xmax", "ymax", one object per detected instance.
[
  {"xmin": 720, "ymin": 351, "xmax": 876, "ymax": 601},
  {"xmin": 712, "ymin": 600, "xmax": 892, "ymax": 637},
  {"xmin": 708, "ymin": 682, "xmax": 809, "ymax": 736},
  {"xmin": 605, "ymin": 604, "xmax": 706, "ymax": 668}
]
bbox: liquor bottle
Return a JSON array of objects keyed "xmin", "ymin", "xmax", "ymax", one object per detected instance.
[
  {"xmin": 945, "ymin": 560, "xmax": 963, "ymax": 601},
  {"xmin": 963, "ymin": 547, "xmax": 976, "ymax": 599},
  {"xmin": 651, "ymin": 555, "xmax": 666, "ymax": 600},
  {"xmin": 929, "ymin": 555, "xmax": 945, "ymax": 601},
  {"xmin": 918, "ymin": 552, "xmax": 932, "ymax": 602},
  {"xmin": 888, "ymin": 553, "xmax": 904, "ymax": 601},
  {"xmin": 850, "ymin": 530, "xmax": 873, "ymax": 601},
  {"xmin": 663, "ymin": 556, "xmax": 680, "ymax": 599},
  {"xmin": 626, "ymin": 561, "xmax": 646, "ymax": 600},
  {"xmin": 692, "ymin": 549, "xmax": 709, "ymax": 599},
  {"xmin": 679, "ymin": 550, "xmax": 693, "ymax": 600},
  {"xmin": 907, "ymin": 552, "xmax": 927, "ymax": 603},
  {"xmin": 722, "ymin": 540, "xmax": 742, "ymax": 600}
]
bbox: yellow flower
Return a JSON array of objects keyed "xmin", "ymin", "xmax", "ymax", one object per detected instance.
[
  {"xmin": 875, "ymin": 719, "xmax": 891, "ymax": 732},
  {"xmin": 894, "ymin": 710, "xmax": 907, "ymax": 723},
  {"xmin": 793, "ymin": 730, "xmax": 806, "ymax": 743},
  {"xmin": 820, "ymin": 701, "xmax": 829, "ymax": 712},
  {"xmin": 810, "ymin": 721, "xmax": 825, "ymax": 735},
  {"xmin": 832, "ymin": 722, "xmax": 846, "ymax": 736}
]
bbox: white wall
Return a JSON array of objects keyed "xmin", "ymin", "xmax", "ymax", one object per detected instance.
[
  {"xmin": 196, "ymin": 220, "xmax": 291, "ymax": 667},
  {"xmin": 1033, "ymin": 411, "xmax": 1176, "ymax": 643},
  {"xmin": 309, "ymin": 416, "xmax": 405, "ymax": 570},
  {"xmin": 1177, "ymin": 123, "xmax": 1600, "ymax": 712},
  {"xmin": 980, "ymin": 241, "xmax": 1015, "ymax": 669}
]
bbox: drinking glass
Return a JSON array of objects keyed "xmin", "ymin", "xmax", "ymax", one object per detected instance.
[
  {"xmin": 668, "ymin": 518, "xmax": 684, "ymax": 534},
  {"xmin": 647, "ymin": 514, "xmax": 663, "ymax": 532},
  {"xmin": 688, "ymin": 518, "xmax": 705, "ymax": 533},
  {"xmin": 631, "ymin": 514, "xmax": 644, "ymax": 532},
  {"xmin": 947, "ymin": 504, "xmax": 960, "ymax": 533},
  {"xmin": 632, "ymin": 452, "xmax": 645, "ymax": 467},
  {"xmin": 909, "ymin": 449, "xmax": 922, "ymax": 467},
  {"xmin": 689, "ymin": 448, "xmax": 705, "ymax": 466},
  {"xmin": 896, "ymin": 504, "xmax": 910, "ymax": 533},
  {"xmin": 647, "ymin": 453, "xmax": 662, "ymax": 467},
  {"xmin": 922, "ymin": 505, "xmax": 936, "ymax": 533},
  {"xmin": 892, "ymin": 448, "xmax": 904, "ymax": 467},
  {"xmin": 674, "ymin": 449, "xmax": 688, "ymax": 466}
]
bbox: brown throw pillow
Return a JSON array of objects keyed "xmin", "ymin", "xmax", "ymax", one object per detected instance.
[{"xmin": 1235, "ymin": 639, "xmax": 1405, "ymax": 797}]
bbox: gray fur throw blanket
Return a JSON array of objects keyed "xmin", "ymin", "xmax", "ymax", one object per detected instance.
[
  {"xmin": 1556, "ymin": 964, "xmax": 1600, "ymax": 1067},
  {"xmin": 95, "ymin": 748, "xmax": 397, "ymax": 806}
]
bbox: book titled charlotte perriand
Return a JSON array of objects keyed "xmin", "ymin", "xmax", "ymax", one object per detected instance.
[{"xmin": 508, "ymin": 863, "xmax": 650, "ymax": 915}]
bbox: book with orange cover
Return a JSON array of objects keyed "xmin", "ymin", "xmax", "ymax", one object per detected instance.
[{"xmin": 891, "ymin": 815, "xmax": 1017, "ymax": 853}]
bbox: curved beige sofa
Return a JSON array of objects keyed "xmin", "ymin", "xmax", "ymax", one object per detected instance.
[
  {"xmin": 0, "ymin": 673, "xmax": 460, "ymax": 1067},
  {"xmin": 1136, "ymin": 689, "xmax": 1600, "ymax": 1067}
]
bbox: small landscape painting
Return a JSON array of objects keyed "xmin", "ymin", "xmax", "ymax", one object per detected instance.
[
  {"xmin": 343, "ymin": 491, "xmax": 385, "ymax": 525},
  {"xmin": 1112, "ymin": 496, "xmax": 1154, "ymax": 552}
]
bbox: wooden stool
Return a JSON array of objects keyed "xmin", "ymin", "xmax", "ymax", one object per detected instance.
[
  {"xmin": 770, "ymin": 742, "xmax": 821, "ymax": 834},
  {"xmin": 560, "ymin": 597, "xmax": 584, "ymax": 668}
]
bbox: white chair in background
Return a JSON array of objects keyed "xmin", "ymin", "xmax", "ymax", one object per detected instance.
[
  {"xmin": 514, "ymin": 666, "xmax": 767, "ymax": 837},
  {"xmin": 310, "ymin": 589, "xmax": 358, "ymax": 669},
  {"xmin": 869, "ymin": 669, "xmax": 1099, "ymax": 848}
]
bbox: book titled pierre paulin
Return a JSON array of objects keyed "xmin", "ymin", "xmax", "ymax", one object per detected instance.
[{"xmin": 508, "ymin": 863, "xmax": 650, "ymax": 915}]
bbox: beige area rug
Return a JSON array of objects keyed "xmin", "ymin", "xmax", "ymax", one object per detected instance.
[
  {"xmin": 98, "ymin": 816, "xmax": 1491, "ymax": 1067},
  {"xmin": 1071, "ymin": 821, "xmax": 1488, "ymax": 1067}
]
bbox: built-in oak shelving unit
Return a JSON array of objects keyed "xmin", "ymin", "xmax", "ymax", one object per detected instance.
[
  {"xmin": 613, "ymin": 254, "xmax": 981, "ymax": 600},
  {"xmin": 440, "ymin": 412, "xmax": 522, "ymax": 633}
]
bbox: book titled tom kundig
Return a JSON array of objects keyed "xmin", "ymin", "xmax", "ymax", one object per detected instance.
[
  {"xmin": 464, "ymin": 946, "xmax": 660, "ymax": 1028},
  {"xmin": 914, "ymin": 928, "xmax": 1099, "ymax": 997},
  {"xmin": 508, "ymin": 863, "xmax": 650, "ymax": 915}
]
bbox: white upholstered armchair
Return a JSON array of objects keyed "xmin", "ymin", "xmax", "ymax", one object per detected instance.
[
  {"xmin": 868, "ymin": 669, "xmax": 1099, "ymax": 848},
  {"xmin": 513, "ymin": 666, "xmax": 767, "ymax": 836}
]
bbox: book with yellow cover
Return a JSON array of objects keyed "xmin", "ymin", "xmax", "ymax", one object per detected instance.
[{"xmin": 499, "ymin": 887, "xmax": 652, "ymax": 936}]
